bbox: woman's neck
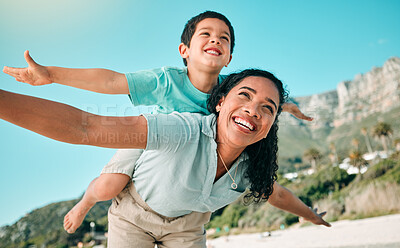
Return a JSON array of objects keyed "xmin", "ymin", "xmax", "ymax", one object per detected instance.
[
  {"xmin": 214, "ymin": 143, "xmax": 244, "ymax": 184},
  {"xmin": 216, "ymin": 143, "xmax": 244, "ymax": 169}
]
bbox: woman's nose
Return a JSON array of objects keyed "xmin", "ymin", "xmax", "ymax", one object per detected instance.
[{"xmin": 244, "ymin": 105, "xmax": 261, "ymax": 119}]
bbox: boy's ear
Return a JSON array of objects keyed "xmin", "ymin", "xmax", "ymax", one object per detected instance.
[
  {"xmin": 179, "ymin": 43, "xmax": 189, "ymax": 59},
  {"xmin": 225, "ymin": 55, "xmax": 233, "ymax": 67}
]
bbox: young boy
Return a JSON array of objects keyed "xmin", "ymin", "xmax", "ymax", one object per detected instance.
[{"xmin": 3, "ymin": 11, "xmax": 311, "ymax": 234}]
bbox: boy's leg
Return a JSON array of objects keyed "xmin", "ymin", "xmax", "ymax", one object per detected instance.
[
  {"xmin": 64, "ymin": 173, "xmax": 130, "ymax": 233},
  {"xmin": 64, "ymin": 149, "xmax": 143, "ymax": 233}
]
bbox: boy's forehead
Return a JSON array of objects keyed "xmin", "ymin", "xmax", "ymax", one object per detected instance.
[{"xmin": 195, "ymin": 18, "xmax": 230, "ymax": 35}]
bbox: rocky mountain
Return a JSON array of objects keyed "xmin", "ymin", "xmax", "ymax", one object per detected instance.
[
  {"xmin": 278, "ymin": 57, "xmax": 400, "ymax": 159},
  {"xmin": 335, "ymin": 57, "xmax": 400, "ymax": 126}
]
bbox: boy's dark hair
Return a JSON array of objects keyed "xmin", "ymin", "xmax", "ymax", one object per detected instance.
[
  {"xmin": 181, "ymin": 11, "xmax": 235, "ymax": 66},
  {"xmin": 207, "ymin": 69, "xmax": 288, "ymax": 204}
]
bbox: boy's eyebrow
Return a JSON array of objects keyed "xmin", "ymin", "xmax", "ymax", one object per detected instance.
[
  {"xmin": 197, "ymin": 27, "xmax": 231, "ymax": 38},
  {"xmin": 239, "ymin": 86, "xmax": 277, "ymax": 110}
]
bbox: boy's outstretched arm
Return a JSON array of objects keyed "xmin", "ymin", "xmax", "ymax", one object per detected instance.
[
  {"xmin": 282, "ymin": 102, "xmax": 313, "ymax": 121},
  {"xmin": 268, "ymin": 182, "xmax": 331, "ymax": 227},
  {"xmin": 3, "ymin": 51, "xmax": 129, "ymax": 94},
  {"xmin": 0, "ymin": 89, "xmax": 147, "ymax": 148}
]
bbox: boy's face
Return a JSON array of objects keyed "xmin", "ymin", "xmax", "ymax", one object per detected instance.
[{"xmin": 179, "ymin": 18, "xmax": 232, "ymax": 72}]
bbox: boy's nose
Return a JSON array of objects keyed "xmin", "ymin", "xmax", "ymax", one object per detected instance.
[{"xmin": 210, "ymin": 38, "xmax": 221, "ymax": 45}]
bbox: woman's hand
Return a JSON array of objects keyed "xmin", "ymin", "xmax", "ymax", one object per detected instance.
[
  {"xmin": 268, "ymin": 183, "xmax": 331, "ymax": 227},
  {"xmin": 3, "ymin": 50, "xmax": 52, "ymax": 86},
  {"xmin": 300, "ymin": 207, "xmax": 331, "ymax": 227},
  {"xmin": 282, "ymin": 102, "xmax": 313, "ymax": 121}
]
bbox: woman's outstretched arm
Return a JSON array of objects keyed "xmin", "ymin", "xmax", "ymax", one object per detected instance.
[
  {"xmin": 268, "ymin": 182, "xmax": 331, "ymax": 227},
  {"xmin": 0, "ymin": 89, "xmax": 147, "ymax": 148}
]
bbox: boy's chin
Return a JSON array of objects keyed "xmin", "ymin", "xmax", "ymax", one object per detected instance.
[
  {"xmin": 187, "ymin": 60, "xmax": 225, "ymax": 74},
  {"xmin": 202, "ymin": 62, "xmax": 226, "ymax": 71}
]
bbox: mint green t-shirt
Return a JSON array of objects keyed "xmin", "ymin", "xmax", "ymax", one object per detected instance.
[{"xmin": 126, "ymin": 66, "xmax": 226, "ymax": 114}]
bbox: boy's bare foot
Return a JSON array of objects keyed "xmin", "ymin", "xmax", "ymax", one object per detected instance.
[
  {"xmin": 63, "ymin": 174, "xmax": 130, "ymax": 233},
  {"xmin": 63, "ymin": 200, "xmax": 93, "ymax": 233}
]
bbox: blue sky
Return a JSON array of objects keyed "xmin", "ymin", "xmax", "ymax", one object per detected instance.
[{"xmin": 0, "ymin": 0, "xmax": 399, "ymax": 226}]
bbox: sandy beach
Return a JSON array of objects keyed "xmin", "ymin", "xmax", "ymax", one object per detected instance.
[{"xmin": 207, "ymin": 214, "xmax": 400, "ymax": 248}]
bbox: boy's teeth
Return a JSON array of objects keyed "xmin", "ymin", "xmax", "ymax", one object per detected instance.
[
  {"xmin": 206, "ymin": 50, "xmax": 219, "ymax": 55},
  {"xmin": 234, "ymin": 117, "xmax": 254, "ymax": 131}
]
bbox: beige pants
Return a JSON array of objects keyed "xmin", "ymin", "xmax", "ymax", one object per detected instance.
[{"xmin": 107, "ymin": 182, "xmax": 211, "ymax": 248}]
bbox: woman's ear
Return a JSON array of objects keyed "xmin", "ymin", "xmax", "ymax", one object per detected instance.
[{"xmin": 216, "ymin": 97, "xmax": 225, "ymax": 112}]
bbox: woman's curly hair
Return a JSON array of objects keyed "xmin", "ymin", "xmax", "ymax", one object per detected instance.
[{"xmin": 207, "ymin": 69, "xmax": 288, "ymax": 203}]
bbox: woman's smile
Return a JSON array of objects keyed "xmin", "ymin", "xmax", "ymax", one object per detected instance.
[
  {"xmin": 232, "ymin": 116, "xmax": 256, "ymax": 132},
  {"xmin": 216, "ymin": 76, "xmax": 280, "ymax": 150}
]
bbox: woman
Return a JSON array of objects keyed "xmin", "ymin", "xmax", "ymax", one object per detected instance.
[{"xmin": 0, "ymin": 69, "xmax": 330, "ymax": 247}]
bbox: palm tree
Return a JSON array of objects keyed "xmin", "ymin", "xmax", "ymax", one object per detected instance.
[
  {"xmin": 349, "ymin": 150, "xmax": 368, "ymax": 178},
  {"xmin": 361, "ymin": 127, "xmax": 373, "ymax": 154},
  {"xmin": 329, "ymin": 142, "xmax": 339, "ymax": 165},
  {"xmin": 351, "ymin": 138, "xmax": 360, "ymax": 150},
  {"xmin": 303, "ymin": 148, "xmax": 322, "ymax": 171},
  {"xmin": 372, "ymin": 122, "xmax": 393, "ymax": 152},
  {"xmin": 329, "ymin": 153, "xmax": 337, "ymax": 165},
  {"xmin": 394, "ymin": 138, "xmax": 400, "ymax": 152}
]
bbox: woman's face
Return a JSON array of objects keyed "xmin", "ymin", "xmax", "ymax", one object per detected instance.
[{"xmin": 216, "ymin": 76, "xmax": 280, "ymax": 150}]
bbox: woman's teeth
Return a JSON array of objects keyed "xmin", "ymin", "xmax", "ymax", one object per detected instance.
[{"xmin": 234, "ymin": 117, "xmax": 254, "ymax": 131}]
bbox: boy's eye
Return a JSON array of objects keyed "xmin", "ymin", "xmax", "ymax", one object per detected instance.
[
  {"xmin": 201, "ymin": 32, "xmax": 210, "ymax": 36},
  {"xmin": 221, "ymin": 36, "xmax": 229, "ymax": 41}
]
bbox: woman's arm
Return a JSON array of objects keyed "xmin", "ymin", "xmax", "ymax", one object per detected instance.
[
  {"xmin": 268, "ymin": 182, "xmax": 331, "ymax": 227},
  {"xmin": 0, "ymin": 89, "xmax": 147, "ymax": 148}
]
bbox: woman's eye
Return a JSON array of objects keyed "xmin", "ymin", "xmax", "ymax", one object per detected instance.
[
  {"xmin": 263, "ymin": 105, "xmax": 274, "ymax": 114},
  {"xmin": 239, "ymin": 92, "xmax": 250, "ymax": 98}
]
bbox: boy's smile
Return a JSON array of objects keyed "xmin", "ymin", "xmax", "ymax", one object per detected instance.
[
  {"xmin": 204, "ymin": 47, "xmax": 222, "ymax": 56},
  {"xmin": 180, "ymin": 18, "xmax": 232, "ymax": 73}
]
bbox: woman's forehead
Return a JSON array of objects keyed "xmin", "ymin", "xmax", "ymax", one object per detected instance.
[{"xmin": 233, "ymin": 76, "xmax": 279, "ymax": 100}]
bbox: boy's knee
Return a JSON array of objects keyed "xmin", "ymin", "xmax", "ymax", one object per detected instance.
[{"xmin": 94, "ymin": 174, "xmax": 130, "ymax": 201}]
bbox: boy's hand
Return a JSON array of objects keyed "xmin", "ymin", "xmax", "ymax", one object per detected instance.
[
  {"xmin": 282, "ymin": 102, "xmax": 313, "ymax": 121},
  {"xmin": 300, "ymin": 207, "xmax": 331, "ymax": 227},
  {"xmin": 3, "ymin": 50, "xmax": 52, "ymax": 86}
]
